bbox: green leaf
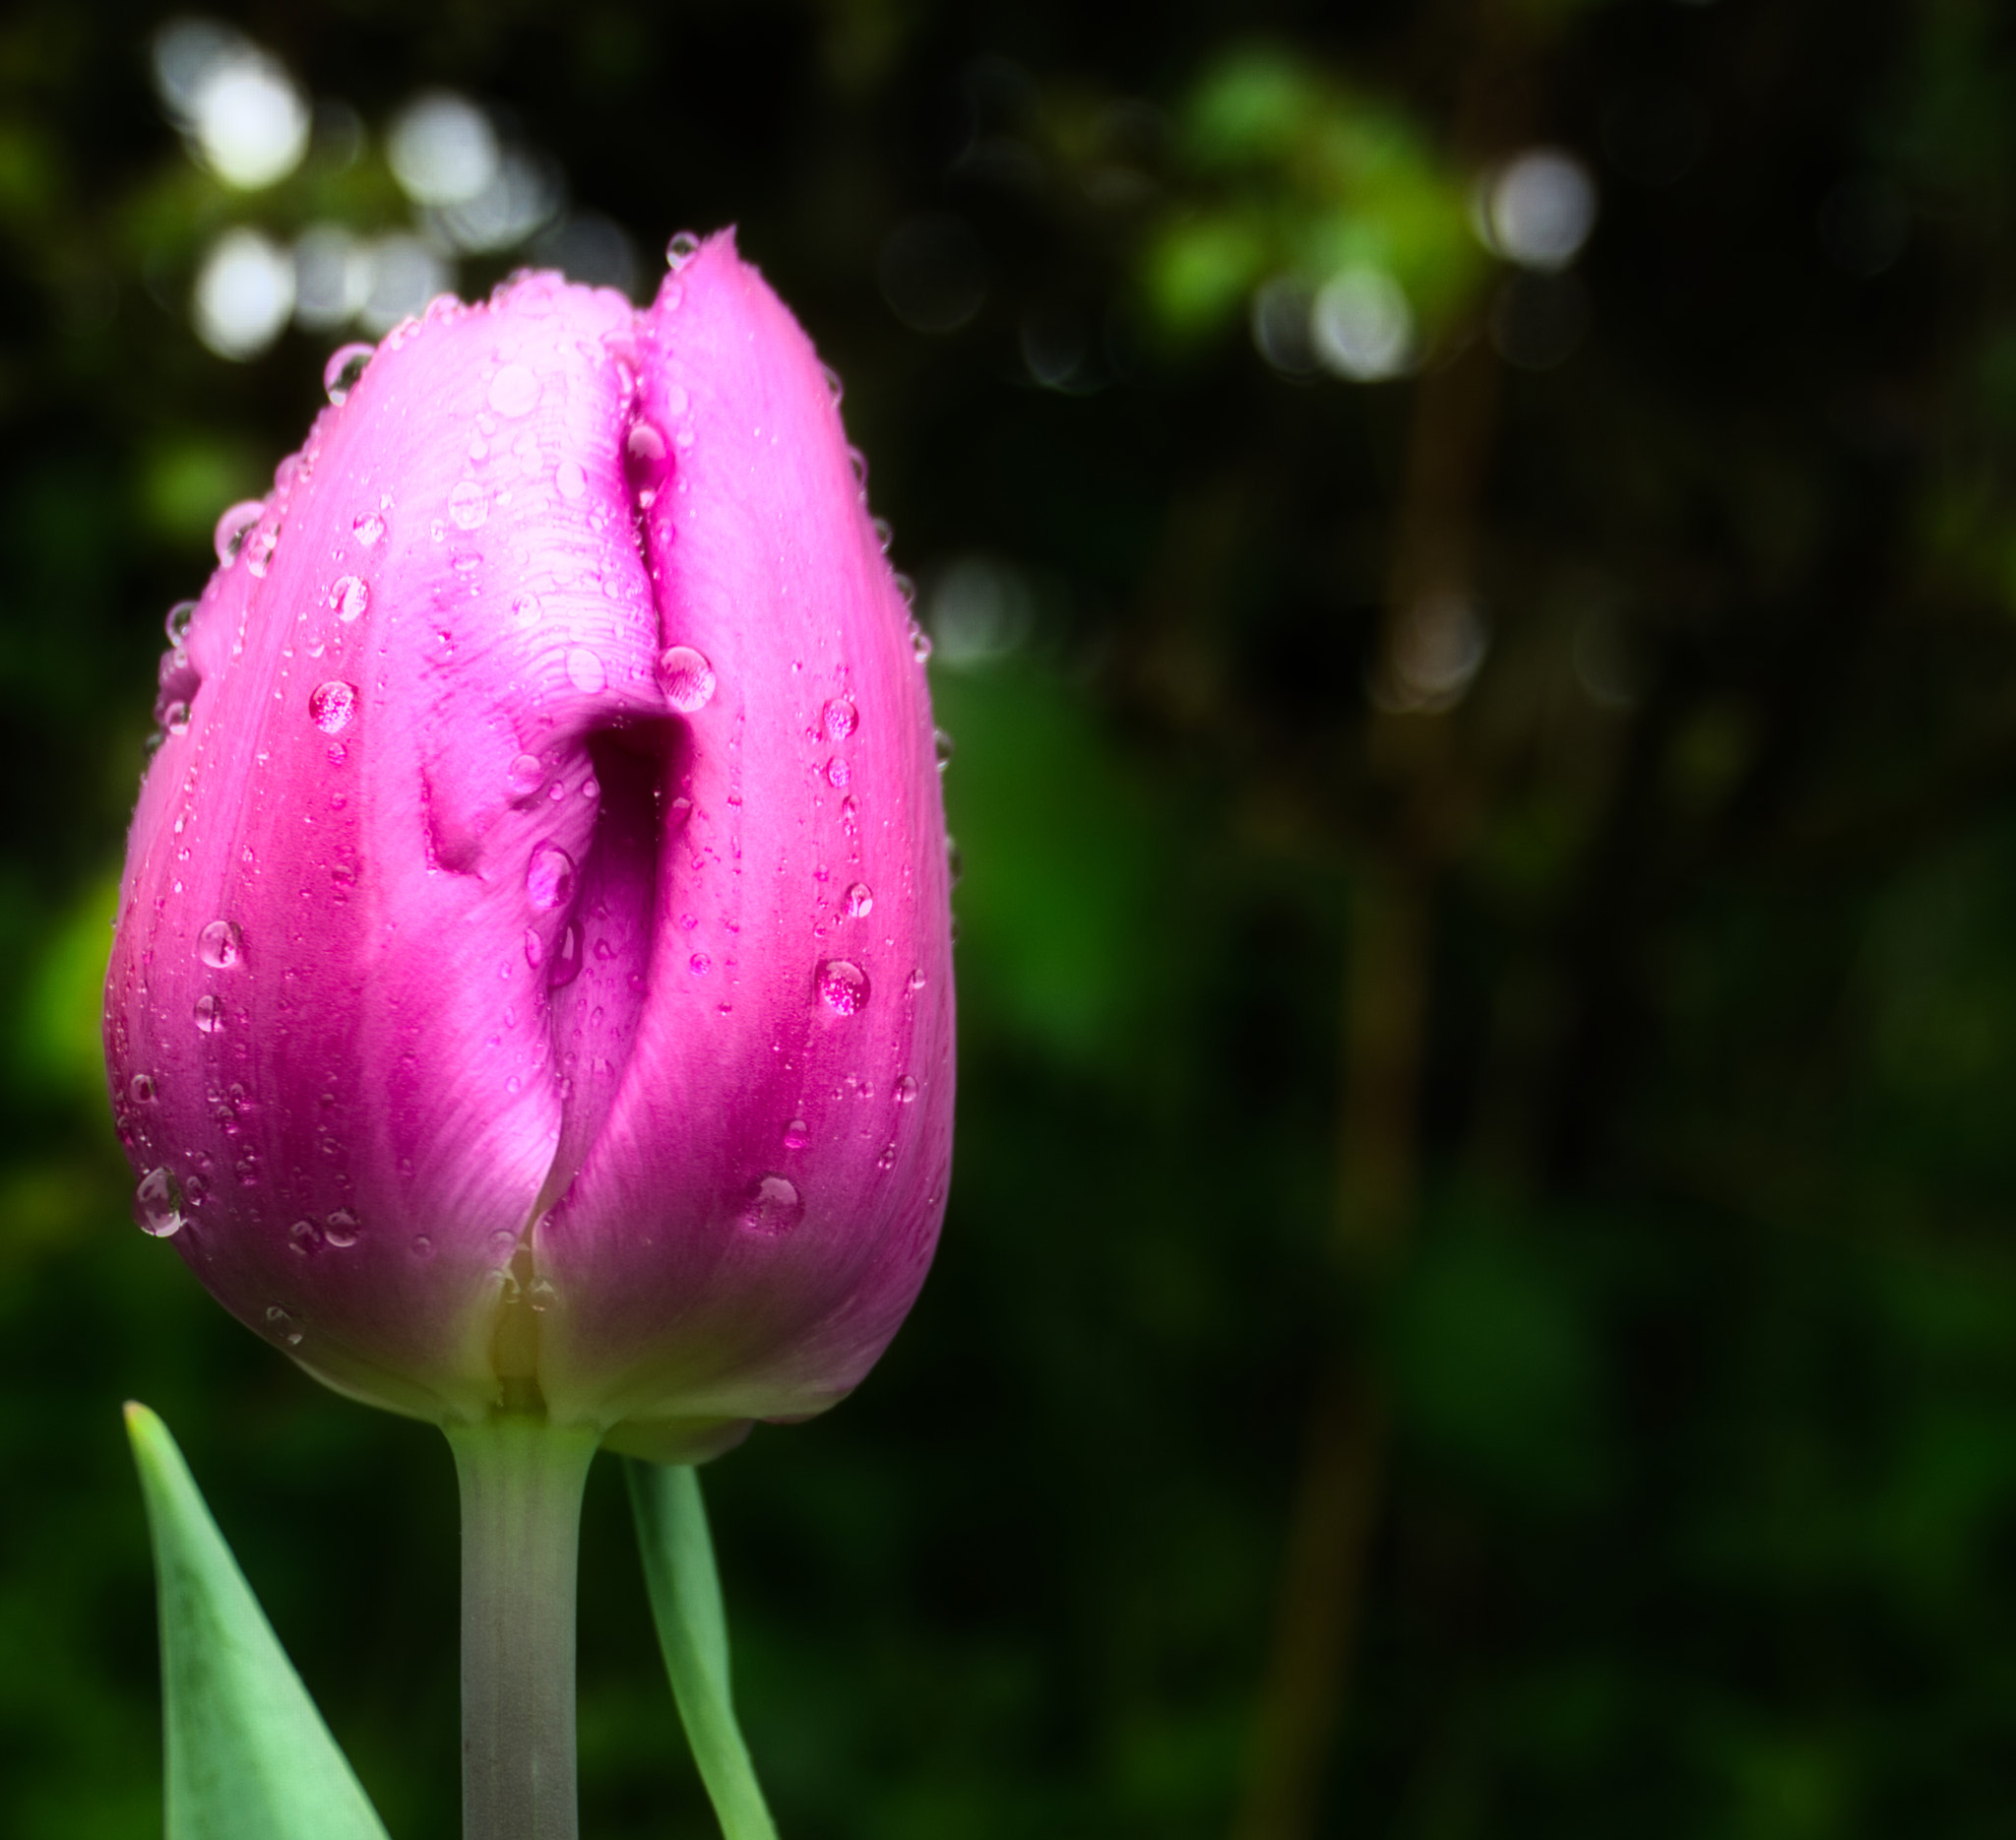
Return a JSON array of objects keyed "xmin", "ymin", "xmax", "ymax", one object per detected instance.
[
  {"xmin": 124, "ymin": 1403, "xmax": 391, "ymax": 1840},
  {"xmin": 626, "ymin": 1460, "xmax": 779, "ymax": 1840}
]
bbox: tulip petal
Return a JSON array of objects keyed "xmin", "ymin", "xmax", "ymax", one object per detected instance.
[{"xmin": 532, "ymin": 236, "xmax": 957, "ymax": 1431}]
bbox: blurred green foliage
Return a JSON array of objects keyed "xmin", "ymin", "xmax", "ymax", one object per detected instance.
[{"xmin": 5, "ymin": 1, "xmax": 2016, "ymax": 1836}]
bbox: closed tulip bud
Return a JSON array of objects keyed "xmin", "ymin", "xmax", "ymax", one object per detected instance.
[{"xmin": 104, "ymin": 234, "xmax": 956, "ymax": 1461}]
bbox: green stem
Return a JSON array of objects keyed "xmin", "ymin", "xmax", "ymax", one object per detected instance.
[{"xmin": 445, "ymin": 1415, "xmax": 601, "ymax": 1840}]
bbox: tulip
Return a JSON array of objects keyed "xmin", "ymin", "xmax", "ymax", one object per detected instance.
[{"xmin": 103, "ymin": 234, "xmax": 955, "ymax": 1840}]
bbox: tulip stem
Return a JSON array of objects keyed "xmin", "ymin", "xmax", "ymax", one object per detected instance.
[{"xmin": 447, "ymin": 1414, "xmax": 601, "ymax": 1840}]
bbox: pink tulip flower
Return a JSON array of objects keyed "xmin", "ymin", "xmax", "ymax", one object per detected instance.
[{"xmin": 104, "ymin": 234, "xmax": 956, "ymax": 1460}]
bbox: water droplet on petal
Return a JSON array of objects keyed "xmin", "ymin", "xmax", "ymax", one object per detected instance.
[
  {"xmin": 934, "ymin": 729, "xmax": 955, "ymax": 771},
  {"xmin": 784, "ymin": 1118, "xmax": 809, "ymax": 1149},
  {"xmin": 665, "ymin": 230, "xmax": 702, "ymax": 269},
  {"xmin": 657, "ymin": 645, "xmax": 716, "ymax": 712},
  {"xmin": 911, "ymin": 621, "xmax": 933, "ymax": 664},
  {"xmin": 689, "ymin": 952, "xmax": 711, "ymax": 976},
  {"xmin": 896, "ymin": 1074, "xmax": 917, "ymax": 1104},
  {"xmin": 214, "ymin": 500, "xmax": 264, "ymax": 565},
  {"xmin": 136, "ymin": 1168, "xmax": 183, "ymax": 1237},
  {"xmin": 449, "ymin": 480, "xmax": 490, "ymax": 530},
  {"xmin": 826, "ymin": 757, "xmax": 850, "ymax": 790},
  {"xmin": 872, "ymin": 517, "xmax": 894, "ymax": 552},
  {"xmin": 512, "ymin": 593, "xmax": 541, "ymax": 627},
  {"xmin": 893, "ymin": 572, "xmax": 917, "ymax": 607},
  {"xmin": 411, "ymin": 1234, "xmax": 434, "ymax": 1258},
  {"xmin": 309, "ymin": 680, "xmax": 358, "ymax": 733},
  {"xmin": 324, "ymin": 342, "xmax": 375, "ymax": 405},
  {"xmin": 164, "ymin": 601, "xmax": 198, "ymax": 646},
  {"xmin": 352, "ymin": 510, "xmax": 385, "ymax": 546},
  {"xmin": 162, "ymin": 700, "xmax": 193, "ymax": 736},
  {"xmin": 556, "ymin": 459, "xmax": 586, "ymax": 499},
  {"xmin": 847, "ymin": 448, "xmax": 868, "ymax": 488},
  {"xmin": 507, "ymin": 753, "xmax": 545, "ymax": 799},
  {"xmin": 821, "ymin": 363, "xmax": 845, "ymax": 406},
  {"xmin": 816, "ymin": 959, "xmax": 869, "ymax": 1015},
  {"xmin": 194, "ymin": 993, "xmax": 224, "ymax": 1034},
  {"xmin": 329, "ymin": 575, "xmax": 369, "ymax": 622},
  {"xmin": 946, "ymin": 836, "xmax": 965, "ymax": 885},
  {"xmin": 845, "ymin": 882, "xmax": 873, "ymax": 919},
  {"xmin": 567, "ymin": 647, "xmax": 606, "ymax": 694},
  {"xmin": 265, "ymin": 1303, "xmax": 305, "ymax": 1345},
  {"xmin": 324, "ymin": 1208, "xmax": 359, "ymax": 1248},
  {"xmin": 197, "ymin": 920, "xmax": 241, "ymax": 969},
  {"xmin": 289, "ymin": 1219, "xmax": 323, "ymax": 1254},
  {"xmin": 737, "ymin": 1174, "xmax": 803, "ymax": 1235},
  {"xmin": 823, "ymin": 697, "xmax": 857, "ymax": 740},
  {"xmin": 527, "ymin": 841, "xmax": 577, "ymax": 911},
  {"xmin": 129, "ymin": 1072, "xmax": 158, "ymax": 1105},
  {"xmin": 488, "ymin": 363, "xmax": 540, "ymax": 417},
  {"xmin": 877, "ymin": 1142, "xmax": 898, "ymax": 1172},
  {"xmin": 548, "ymin": 920, "xmax": 583, "ymax": 987}
]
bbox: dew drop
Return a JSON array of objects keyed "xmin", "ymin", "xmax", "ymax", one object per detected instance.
[
  {"xmin": 523, "ymin": 926, "xmax": 544, "ymax": 970},
  {"xmin": 821, "ymin": 363, "xmax": 845, "ymax": 406},
  {"xmin": 214, "ymin": 500, "xmax": 264, "ymax": 565},
  {"xmin": 329, "ymin": 575, "xmax": 369, "ymax": 622},
  {"xmin": 657, "ymin": 645, "xmax": 716, "ymax": 713},
  {"xmin": 309, "ymin": 679, "xmax": 358, "ymax": 733},
  {"xmin": 324, "ymin": 342, "xmax": 375, "ymax": 404},
  {"xmin": 136, "ymin": 1168, "xmax": 183, "ymax": 1237},
  {"xmin": 164, "ymin": 600, "xmax": 198, "ymax": 646},
  {"xmin": 784, "ymin": 1118, "xmax": 809, "ymax": 1150},
  {"xmin": 265, "ymin": 1303, "xmax": 305, "ymax": 1345},
  {"xmin": 934, "ymin": 728, "xmax": 955, "ymax": 771},
  {"xmin": 826, "ymin": 756, "xmax": 850, "ymax": 790},
  {"xmin": 352, "ymin": 510, "xmax": 386, "ymax": 546},
  {"xmin": 908, "ymin": 967, "xmax": 927, "ymax": 993},
  {"xmin": 877, "ymin": 1143, "xmax": 898, "ymax": 1172},
  {"xmin": 289, "ymin": 1219, "xmax": 323, "ymax": 1254},
  {"xmin": 847, "ymin": 448, "xmax": 868, "ymax": 488},
  {"xmin": 512, "ymin": 593, "xmax": 541, "ymax": 627},
  {"xmin": 194, "ymin": 993, "xmax": 224, "ymax": 1034},
  {"xmin": 872, "ymin": 517, "xmax": 894, "ymax": 552},
  {"xmin": 411, "ymin": 1234, "xmax": 434, "ymax": 1258},
  {"xmin": 893, "ymin": 572, "xmax": 917, "ymax": 607},
  {"xmin": 527, "ymin": 841, "xmax": 577, "ymax": 912},
  {"xmin": 324, "ymin": 1208, "xmax": 359, "ymax": 1248},
  {"xmin": 689, "ymin": 952, "xmax": 711, "ymax": 976},
  {"xmin": 665, "ymin": 230, "xmax": 702, "ymax": 269},
  {"xmin": 896, "ymin": 1074, "xmax": 917, "ymax": 1105},
  {"xmin": 449, "ymin": 480, "xmax": 490, "ymax": 530},
  {"xmin": 129, "ymin": 1072, "xmax": 158, "ymax": 1105},
  {"xmin": 243, "ymin": 526, "xmax": 278, "ymax": 578},
  {"xmin": 488, "ymin": 363, "xmax": 540, "ymax": 417},
  {"xmin": 845, "ymin": 882, "xmax": 873, "ymax": 919},
  {"xmin": 548, "ymin": 921, "xmax": 583, "ymax": 988},
  {"xmin": 823, "ymin": 697, "xmax": 858, "ymax": 740},
  {"xmin": 626, "ymin": 418, "xmax": 668, "ymax": 470},
  {"xmin": 507, "ymin": 753, "xmax": 546, "ymax": 799},
  {"xmin": 737, "ymin": 1174, "xmax": 803, "ymax": 1235},
  {"xmin": 556, "ymin": 459, "xmax": 587, "ymax": 500},
  {"xmin": 946, "ymin": 836, "xmax": 965, "ymax": 885},
  {"xmin": 161, "ymin": 699, "xmax": 192, "ymax": 735},
  {"xmin": 567, "ymin": 647, "xmax": 606, "ymax": 694},
  {"xmin": 911, "ymin": 621, "xmax": 933, "ymax": 664},
  {"xmin": 197, "ymin": 920, "xmax": 242, "ymax": 969},
  {"xmin": 815, "ymin": 959, "xmax": 869, "ymax": 1015}
]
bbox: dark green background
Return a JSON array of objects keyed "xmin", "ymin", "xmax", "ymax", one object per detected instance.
[{"xmin": 6, "ymin": 0, "xmax": 2016, "ymax": 1833}]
